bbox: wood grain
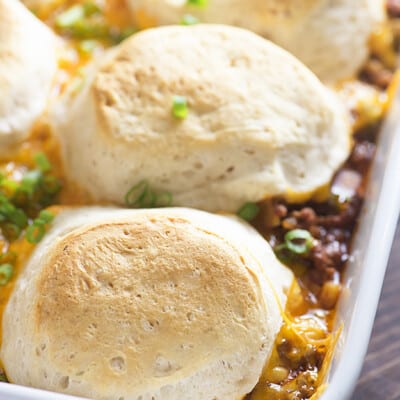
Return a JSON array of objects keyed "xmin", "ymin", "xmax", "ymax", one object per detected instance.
[{"xmin": 352, "ymin": 219, "xmax": 400, "ymax": 400}]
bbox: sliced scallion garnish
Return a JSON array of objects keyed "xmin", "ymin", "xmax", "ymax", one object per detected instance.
[
  {"xmin": 181, "ymin": 14, "xmax": 199, "ymax": 25},
  {"xmin": 125, "ymin": 180, "xmax": 149, "ymax": 207},
  {"xmin": 172, "ymin": 95, "xmax": 189, "ymax": 119},
  {"xmin": 237, "ymin": 202, "xmax": 260, "ymax": 222},
  {"xmin": 19, "ymin": 170, "xmax": 42, "ymax": 196},
  {"xmin": 111, "ymin": 27, "xmax": 137, "ymax": 44},
  {"xmin": 187, "ymin": 0, "xmax": 208, "ymax": 7},
  {"xmin": 154, "ymin": 192, "xmax": 173, "ymax": 207},
  {"xmin": 42, "ymin": 176, "xmax": 62, "ymax": 196},
  {"xmin": 125, "ymin": 180, "xmax": 173, "ymax": 209},
  {"xmin": 55, "ymin": 5, "xmax": 85, "ymax": 29},
  {"xmin": 78, "ymin": 39, "xmax": 98, "ymax": 54},
  {"xmin": 0, "ymin": 155, "xmax": 60, "ymax": 271},
  {"xmin": 36, "ymin": 210, "xmax": 55, "ymax": 224},
  {"xmin": 25, "ymin": 211, "xmax": 54, "ymax": 244},
  {"xmin": 0, "ymin": 197, "xmax": 28, "ymax": 229},
  {"xmin": 25, "ymin": 223, "xmax": 46, "ymax": 244},
  {"xmin": 34, "ymin": 152, "xmax": 51, "ymax": 173},
  {"xmin": 0, "ymin": 178, "xmax": 18, "ymax": 195},
  {"xmin": 0, "ymin": 264, "xmax": 13, "ymax": 286},
  {"xmin": 82, "ymin": 1, "xmax": 102, "ymax": 16},
  {"xmin": 1, "ymin": 223, "xmax": 21, "ymax": 241},
  {"xmin": 55, "ymin": 3, "xmax": 110, "ymax": 40},
  {"xmin": 284, "ymin": 229, "xmax": 314, "ymax": 255}
]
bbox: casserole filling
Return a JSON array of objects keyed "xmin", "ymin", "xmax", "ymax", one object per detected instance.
[{"xmin": 0, "ymin": 1, "xmax": 398, "ymax": 399}]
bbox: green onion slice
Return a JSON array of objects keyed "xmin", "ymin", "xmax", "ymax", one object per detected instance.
[
  {"xmin": 0, "ymin": 178, "xmax": 18, "ymax": 193},
  {"xmin": 0, "ymin": 263, "xmax": 13, "ymax": 286},
  {"xmin": 187, "ymin": 0, "xmax": 208, "ymax": 7},
  {"xmin": 172, "ymin": 96, "xmax": 189, "ymax": 119},
  {"xmin": 1, "ymin": 223, "xmax": 21, "ymax": 241},
  {"xmin": 78, "ymin": 39, "xmax": 98, "ymax": 54},
  {"xmin": 68, "ymin": 20, "xmax": 110, "ymax": 40},
  {"xmin": 111, "ymin": 27, "xmax": 137, "ymax": 44},
  {"xmin": 37, "ymin": 210, "xmax": 55, "ymax": 224},
  {"xmin": 237, "ymin": 202, "xmax": 260, "ymax": 222},
  {"xmin": 19, "ymin": 170, "xmax": 42, "ymax": 196},
  {"xmin": 181, "ymin": 14, "xmax": 199, "ymax": 25},
  {"xmin": 42, "ymin": 175, "xmax": 62, "ymax": 195},
  {"xmin": 25, "ymin": 211, "xmax": 54, "ymax": 244},
  {"xmin": 25, "ymin": 223, "xmax": 46, "ymax": 244},
  {"xmin": 34, "ymin": 152, "xmax": 51, "ymax": 173},
  {"xmin": 154, "ymin": 192, "xmax": 173, "ymax": 207},
  {"xmin": 0, "ymin": 201, "xmax": 28, "ymax": 228},
  {"xmin": 125, "ymin": 180, "xmax": 149, "ymax": 207},
  {"xmin": 139, "ymin": 187, "xmax": 157, "ymax": 208},
  {"xmin": 125, "ymin": 181, "xmax": 173, "ymax": 208},
  {"xmin": 82, "ymin": 1, "xmax": 102, "ymax": 16},
  {"xmin": 55, "ymin": 5, "xmax": 85, "ymax": 28},
  {"xmin": 284, "ymin": 229, "xmax": 314, "ymax": 255}
]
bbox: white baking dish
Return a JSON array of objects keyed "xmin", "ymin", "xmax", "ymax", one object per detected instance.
[
  {"xmin": 0, "ymin": 94, "xmax": 399, "ymax": 400},
  {"xmin": 321, "ymin": 89, "xmax": 400, "ymax": 400}
]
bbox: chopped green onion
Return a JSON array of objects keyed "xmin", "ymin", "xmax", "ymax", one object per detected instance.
[
  {"xmin": 237, "ymin": 202, "xmax": 260, "ymax": 222},
  {"xmin": 37, "ymin": 210, "xmax": 55, "ymax": 224},
  {"xmin": 68, "ymin": 20, "xmax": 110, "ymax": 39},
  {"xmin": 34, "ymin": 152, "xmax": 51, "ymax": 173},
  {"xmin": 187, "ymin": 0, "xmax": 208, "ymax": 7},
  {"xmin": 25, "ymin": 211, "xmax": 54, "ymax": 244},
  {"xmin": 181, "ymin": 14, "xmax": 199, "ymax": 25},
  {"xmin": 55, "ymin": 3, "xmax": 109, "ymax": 40},
  {"xmin": 2, "ymin": 223, "xmax": 21, "ymax": 241},
  {"xmin": 42, "ymin": 175, "xmax": 62, "ymax": 195},
  {"xmin": 125, "ymin": 180, "xmax": 173, "ymax": 208},
  {"xmin": 25, "ymin": 223, "xmax": 46, "ymax": 244},
  {"xmin": 0, "ymin": 155, "xmax": 60, "ymax": 250},
  {"xmin": 0, "ymin": 264, "xmax": 13, "ymax": 286},
  {"xmin": 111, "ymin": 27, "xmax": 137, "ymax": 44},
  {"xmin": 0, "ymin": 202, "xmax": 27, "ymax": 228},
  {"xmin": 82, "ymin": 1, "xmax": 102, "ymax": 16},
  {"xmin": 55, "ymin": 5, "xmax": 85, "ymax": 28},
  {"xmin": 78, "ymin": 39, "xmax": 98, "ymax": 54},
  {"xmin": 125, "ymin": 180, "xmax": 149, "ymax": 207},
  {"xmin": 55, "ymin": 2, "xmax": 101, "ymax": 29},
  {"xmin": 19, "ymin": 170, "xmax": 42, "ymax": 196},
  {"xmin": 172, "ymin": 96, "xmax": 189, "ymax": 119},
  {"xmin": 154, "ymin": 192, "xmax": 173, "ymax": 207},
  {"xmin": 284, "ymin": 229, "xmax": 314, "ymax": 255},
  {"xmin": 0, "ymin": 178, "xmax": 18, "ymax": 193},
  {"xmin": 9, "ymin": 208, "xmax": 28, "ymax": 228},
  {"xmin": 140, "ymin": 188, "xmax": 157, "ymax": 208}
]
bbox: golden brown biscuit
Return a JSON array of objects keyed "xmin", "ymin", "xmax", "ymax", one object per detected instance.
[
  {"xmin": 0, "ymin": 0, "xmax": 57, "ymax": 151},
  {"xmin": 128, "ymin": 0, "xmax": 385, "ymax": 82},
  {"xmin": 54, "ymin": 25, "xmax": 350, "ymax": 212},
  {"xmin": 1, "ymin": 207, "xmax": 293, "ymax": 400}
]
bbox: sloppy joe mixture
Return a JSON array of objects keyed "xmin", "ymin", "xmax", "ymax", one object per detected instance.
[{"xmin": 0, "ymin": 1, "xmax": 398, "ymax": 399}]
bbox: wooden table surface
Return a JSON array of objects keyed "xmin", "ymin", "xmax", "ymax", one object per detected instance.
[{"xmin": 352, "ymin": 219, "xmax": 400, "ymax": 400}]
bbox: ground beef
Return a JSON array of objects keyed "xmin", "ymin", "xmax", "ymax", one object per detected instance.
[
  {"xmin": 256, "ymin": 139, "xmax": 372, "ymax": 304},
  {"xmin": 268, "ymin": 195, "xmax": 361, "ymax": 282},
  {"xmin": 360, "ymin": 58, "xmax": 394, "ymax": 89},
  {"xmin": 387, "ymin": 0, "xmax": 400, "ymax": 18},
  {"xmin": 349, "ymin": 141, "xmax": 376, "ymax": 173}
]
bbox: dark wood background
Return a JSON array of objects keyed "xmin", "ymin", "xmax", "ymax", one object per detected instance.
[{"xmin": 352, "ymin": 219, "xmax": 400, "ymax": 399}]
